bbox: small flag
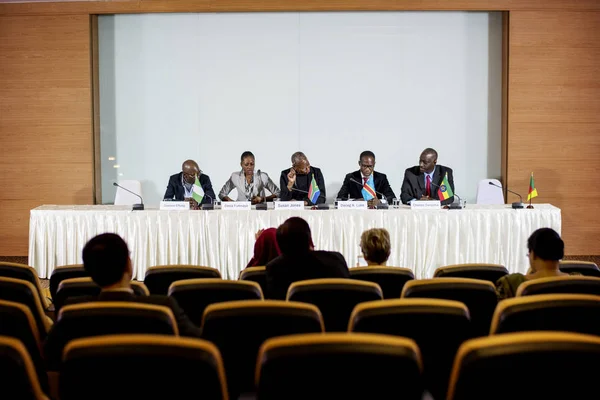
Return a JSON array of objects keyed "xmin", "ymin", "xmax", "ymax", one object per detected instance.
[
  {"xmin": 361, "ymin": 175, "xmax": 377, "ymax": 201},
  {"xmin": 308, "ymin": 174, "xmax": 321, "ymax": 204},
  {"xmin": 527, "ymin": 172, "xmax": 538, "ymax": 201},
  {"xmin": 437, "ymin": 173, "xmax": 454, "ymax": 200},
  {"xmin": 192, "ymin": 175, "xmax": 204, "ymax": 204}
]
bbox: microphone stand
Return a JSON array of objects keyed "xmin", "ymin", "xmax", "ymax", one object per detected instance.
[
  {"xmin": 113, "ymin": 182, "xmax": 144, "ymax": 211},
  {"xmin": 488, "ymin": 181, "xmax": 524, "ymax": 209},
  {"xmin": 348, "ymin": 177, "xmax": 389, "ymax": 209}
]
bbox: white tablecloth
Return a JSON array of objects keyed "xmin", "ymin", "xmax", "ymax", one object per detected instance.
[{"xmin": 29, "ymin": 204, "xmax": 561, "ymax": 280}]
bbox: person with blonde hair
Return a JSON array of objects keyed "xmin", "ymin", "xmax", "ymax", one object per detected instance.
[{"xmin": 360, "ymin": 228, "xmax": 391, "ymax": 266}]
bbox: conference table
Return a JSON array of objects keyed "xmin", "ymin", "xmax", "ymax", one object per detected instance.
[{"xmin": 28, "ymin": 204, "xmax": 561, "ymax": 281}]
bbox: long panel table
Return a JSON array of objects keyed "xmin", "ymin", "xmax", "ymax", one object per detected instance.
[{"xmin": 29, "ymin": 204, "xmax": 561, "ymax": 280}]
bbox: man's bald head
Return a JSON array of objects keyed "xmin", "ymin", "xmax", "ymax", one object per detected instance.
[
  {"xmin": 419, "ymin": 148, "xmax": 438, "ymax": 174},
  {"xmin": 291, "ymin": 152, "xmax": 310, "ymax": 175},
  {"xmin": 182, "ymin": 160, "xmax": 200, "ymax": 184}
]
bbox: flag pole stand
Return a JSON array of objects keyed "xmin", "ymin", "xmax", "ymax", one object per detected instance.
[{"xmin": 527, "ymin": 199, "xmax": 534, "ymax": 209}]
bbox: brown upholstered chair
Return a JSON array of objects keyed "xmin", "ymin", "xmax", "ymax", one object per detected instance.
[
  {"xmin": 0, "ymin": 262, "xmax": 50, "ymax": 311},
  {"xmin": 0, "ymin": 336, "xmax": 49, "ymax": 400},
  {"xmin": 239, "ymin": 266, "xmax": 267, "ymax": 295},
  {"xmin": 433, "ymin": 263, "xmax": 508, "ymax": 284},
  {"xmin": 49, "ymin": 264, "xmax": 87, "ymax": 300},
  {"xmin": 349, "ymin": 266, "xmax": 414, "ymax": 298},
  {"xmin": 559, "ymin": 261, "xmax": 600, "ymax": 277},
  {"xmin": 0, "ymin": 277, "xmax": 52, "ymax": 340},
  {"xmin": 144, "ymin": 265, "xmax": 221, "ymax": 295},
  {"xmin": 516, "ymin": 276, "xmax": 600, "ymax": 297}
]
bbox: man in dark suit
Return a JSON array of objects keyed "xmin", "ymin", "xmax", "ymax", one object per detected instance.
[
  {"xmin": 266, "ymin": 217, "xmax": 349, "ymax": 300},
  {"xmin": 337, "ymin": 150, "xmax": 396, "ymax": 206},
  {"xmin": 163, "ymin": 159, "xmax": 216, "ymax": 207},
  {"xmin": 279, "ymin": 152, "xmax": 326, "ymax": 205},
  {"xmin": 400, "ymin": 148, "xmax": 455, "ymax": 206}
]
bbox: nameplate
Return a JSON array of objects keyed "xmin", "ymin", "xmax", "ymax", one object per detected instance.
[
  {"xmin": 337, "ymin": 201, "xmax": 368, "ymax": 209},
  {"xmin": 410, "ymin": 200, "xmax": 441, "ymax": 210},
  {"xmin": 274, "ymin": 201, "xmax": 304, "ymax": 210},
  {"xmin": 159, "ymin": 201, "xmax": 190, "ymax": 210},
  {"xmin": 221, "ymin": 201, "xmax": 251, "ymax": 211}
]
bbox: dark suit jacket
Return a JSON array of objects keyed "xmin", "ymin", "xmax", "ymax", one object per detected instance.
[
  {"xmin": 279, "ymin": 166, "xmax": 326, "ymax": 204},
  {"xmin": 163, "ymin": 172, "xmax": 216, "ymax": 204},
  {"xmin": 266, "ymin": 250, "xmax": 350, "ymax": 300},
  {"xmin": 400, "ymin": 165, "xmax": 455, "ymax": 205},
  {"xmin": 336, "ymin": 170, "xmax": 396, "ymax": 201}
]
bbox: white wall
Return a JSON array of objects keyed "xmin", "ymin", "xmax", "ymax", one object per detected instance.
[{"xmin": 99, "ymin": 11, "xmax": 502, "ymax": 205}]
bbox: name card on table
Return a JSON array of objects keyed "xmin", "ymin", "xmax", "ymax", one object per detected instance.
[
  {"xmin": 337, "ymin": 201, "xmax": 368, "ymax": 209},
  {"xmin": 159, "ymin": 201, "xmax": 190, "ymax": 210},
  {"xmin": 221, "ymin": 201, "xmax": 252, "ymax": 211},
  {"xmin": 410, "ymin": 200, "xmax": 441, "ymax": 210},
  {"xmin": 274, "ymin": 201, "xmax": 304, "ymax": 210}
]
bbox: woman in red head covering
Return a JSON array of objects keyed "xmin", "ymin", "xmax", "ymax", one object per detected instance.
[{"xmin": 246, "ymin": 228, "xmax": 281, "ymax": 268}]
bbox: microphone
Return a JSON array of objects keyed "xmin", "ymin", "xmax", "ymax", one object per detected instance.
[
  {"xmin": 255, "ymin": 170, "xmax": 268, "ymax": 210},
  {"xmin": 488, "ymin": 181, "xmax": 524, "ymax": 209},
  {"xmin": 201, "ymin": 192, "xmax": 215, "ymax": 210},
  {"xmin": 113, "ymin": 182, "xmax": 144, "ymax": 211},
  {"xmin": 429, "ymin": 181, "xmax": 463, "ymax": 210},
  {"xmin": 348, "ymin": 177, "xmax": 389, "ymax": 209}
]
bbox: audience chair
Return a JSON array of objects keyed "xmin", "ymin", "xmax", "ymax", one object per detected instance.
[
  {"xmin": 349, "ymin": 298, "xmax": 470, "ymax": 400},
  {"xmin": 44, "ymin": 302, "xmax": 177, "ymax": 371},
  {"xmin": 516, "ymin": 276, "xmax": 600, "ymax": 297},
  {"xmin": 201, "ymin": 300, "xmax": 324, "ymax": 399},
  {"xmin": 49, "ymin": 264, "xmax": 87, "ymax": 300},
  {"xmin": 239, "ymin": 266, "xmax": 267, "ymax": 295},
  {"xmin": 0, "ymin": 336, "xmax": 49, "ymax": 400},
  {"xmin": 559, "ymin": 261, "xmax": 600, "ymax": 277},
  {"xmin": 490, "ymin": 294, "xmax": 600, "ymax": 335},
  {"xmin": 0, "ymin": 277, "xmax": 52, "ymax": 340},
  {"xmin": 0, "ymin": 300, "xmax": 48, "ymax": 394},
  {"xmin": 169, "ymin": 278, "xmax": 263, "ymax": 326},
  {"xmin": 287, "ymin": 278, "xmax": 383, "ymax": 332},
  {"xmin": 447, "ymin": 332, "xmax": 600, "ymax": 400},
  {"xmin": 60, "ymin": 334, "xmax": 228, "ymax": 400},
  {"xmin": 433, "ymin": 264, "xmax": 508, "ymax": 284},
  {"xmin": 349, "ymin": 267, "xmax": 414, "ymax": 298},
  {"xmin": 0, "ymin": 262, "xmax": 50, "ymax": 311},
  {"xmin": 256, "ymin": 333, "xmax": 423, "ymax": 400},
  {"xmin": 144, "ymin": 265, "xmax": 221, "ymax": 295},
  {"xmin": 402, "ymin": 278, "xmax": 497, "ymax": 337}
]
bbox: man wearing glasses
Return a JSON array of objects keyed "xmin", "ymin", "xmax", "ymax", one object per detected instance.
[
  {"xmin": 163, "ymin": 159, "xmax": 216, "ymax": 209},
  {"xmin": 337, "ymin": 150, "xmax": 396, "ymax": 207}
]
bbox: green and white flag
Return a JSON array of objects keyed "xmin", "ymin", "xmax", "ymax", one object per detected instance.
[{"xmin": 192, "ymin": 175, "xmax": 204, "ymax": 204}]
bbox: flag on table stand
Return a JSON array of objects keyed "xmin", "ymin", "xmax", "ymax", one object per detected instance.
[
  {"xmin": 527, "ymin": 172, "xmax": 538, "ymax": 202},
  {"xmin": 437, "ymin": 173, "xmax": 454, "ymax": 201},
  {"xmin": 361, "ymin": 175, "xmax": 377, "ymax": 201},
  {"xmin": 308, "ymin": 174, "xmax": 321, "ymax": 204},
  {"xmin": 192, "ymin": 175, "xmax": 204, "ymax": 204}
]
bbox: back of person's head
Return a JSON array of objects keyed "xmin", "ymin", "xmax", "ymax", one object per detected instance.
[
  {"xmin": 82, "ymin": 233, "xmax": 130, "ymax": 287},
  {"xmin": 360, "ymin": 228, "xmax": 391, "ymax": 265},
  {"xmin": 251, "ymin": 228, "xmax": 281, "ymax": 266},
  {"xmin": 527, "ymin": 228, "xmax": 564, "ymax": 261},
  {"xmin": 276, "ymin": 217, "xmax": 313, "ymax": 255}
]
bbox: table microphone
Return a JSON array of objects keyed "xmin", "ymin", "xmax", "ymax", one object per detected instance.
[
  {"xmin": 488, "ymin": 181, "xmax": 524, "ymax": 209},
  {"xmin": 113, "ymin": 182, "xmax": 144, "ymax": 211},
  {"xmin": 429, "ymin": 181, "xmax": 463, "ymax": 210},
  {"xmin": 201, "ymin": 192, "xmax": 215, "ymax": 210},
  {"xmin": 255, "ymin": 172, "xmax": 268, "ymax": 210},
  {"xmin": 348, "ymin": 177, "xmax": 389, "ymax": 209}
]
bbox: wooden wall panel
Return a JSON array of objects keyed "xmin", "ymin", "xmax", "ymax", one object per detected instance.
[
  {"xmin": 0, "ymin": 15, "xmax": 93, "ymax": 255},
  {"xmin": 508, "ymin": 11, "xmax": 600, "ymax": 255}
]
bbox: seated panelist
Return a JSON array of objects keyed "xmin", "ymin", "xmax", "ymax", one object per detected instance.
[
  {"xmin": 218, "ymin": 151, "xmax": 280, "ymax": 204},
  {"xmin": 400, "ymin": 148, "xmax": 455, "ymax": 206},
  {"xmin": 163, "ymin": 159, "xmax": 216, "ymax": 208},
  {"xmin": 336, "ymin": 150, "xmax": 396, "ymax": 207},
  {"xmin": 279, "ymin": 152, "xmax": 326, "ymax": 205}
]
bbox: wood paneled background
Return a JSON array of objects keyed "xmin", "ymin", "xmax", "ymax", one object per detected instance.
[{"xmin": 0, "ymin": 1, "xmax": 598, "ymax": 256}]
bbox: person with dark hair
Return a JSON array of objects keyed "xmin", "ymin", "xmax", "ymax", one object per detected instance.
[
  {"xmin": 337, "ymin": 150, "xmax": 396, "ymax": 206},
  {"xmin": 246, "ymin": 228, "xmax": 281, "ymax": 268},
  {"xmin": 495, "ymin": 228, "xmax": 579, "ymax": 300},
  {"xmin": 163, "ymin": 159, "xmax": 216, "ymax": 208},
  {"xmin": 400, "ymin": 148, "xmax": 455, "ymax": 205},
  {"xmin": 219, "ymin": 151, "xmax": 280, "ymax": 204},
  {"xmin": 265, "ymin": 217, "xmax": 349, "ymax": 299},
  {"xmin": 279, "ymin": 152, "xmax": 326, "ymax": 205}
]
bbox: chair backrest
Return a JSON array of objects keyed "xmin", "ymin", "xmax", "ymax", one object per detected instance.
[
  {"xmin": 559, "ymin": 261, "xmax": 600, "ymax": 277},
  {"xmin": 434, "ymin": 264, "xmax": 508, "ymax": 284},
  {"xmin": 448, "ymin": 332, "xmax": 600, "ymax": 400},
  {"xmin": 45, "ymin": 302, "xmax": 177, "ymax": 370},
  {"xmin": 0, "ymin": 336, "xmax": 49, "ymax": 400},
  {"xmin": 0, "ymin": 300, "xmax": 48, "ymax": 393},
  {"xmin": 49, "ymin": 265, "xmax": 87, "ymax": 300},
  {"xmin": 60, "ymin": 334, "xmax": 228, "ymax": 400},
  {"xmin": 0, "ymin": 262, "xmax": 49, "ymax": 310},
  {"xmin": 475, "ymin": 178, "xmax": 504, "ymax": 205},
  {"xmin": 490, "ymin": 294, "xmax": 600, "ymax": 335},
  {"xmin": 256, "ymin": 333, "xmax": 423, "ymax": 400},
  {"xmin": 144, "ymin": 265, "xmax": 222, "ymax": 295},
  {"xmin": 349, "ymin": 298, "xmax": 470, "ymax": 400},
  {"xmin": 349, "ymin": 267, "xmax": 414, "ymax": 299},
  {"xmin": 201, "ymin": 300, "xmax": 323, "ymax": 398},
  {"xmin": 113, "ymin": 180, "xmax": 143, "ymax": 206},
  {"xmin": 0, "ymin": 277, "xmax": 52, "ymax": 340},
  {"xmin": 402, "ymin": 278, "xmax": 497, "ymax": 337},
  {"xmin": 516, "ymin": 276, "xmax": 600, "ymax": 296},
  {"xmin": 287, "ymin": 278, "xmax": 383, "ymax": 332},
  {"xmin": 168, "ymin": 278, "xmax": 263, "ymax": 326},
  {"xmin": 239, "ymin": 266, "xmax": 267, "ymax": 295}
]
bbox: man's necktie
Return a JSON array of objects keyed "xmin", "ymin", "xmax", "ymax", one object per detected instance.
[
  {"xmin": 426, "ymin": 175, "xmax": 431, "ymax": 197},
  {"xmin": 363, "ymin": 176, "xmax": 368, "ymax": 186}
]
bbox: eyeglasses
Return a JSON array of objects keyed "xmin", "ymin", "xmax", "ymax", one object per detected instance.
[{"xmin": 360, "ymin": 164, "xmax": 374, "ymax": 169}]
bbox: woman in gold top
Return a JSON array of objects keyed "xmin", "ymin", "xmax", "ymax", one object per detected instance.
[{"xmin": 359, "ymin": 228, "xmax": 391, "ymax": 267}]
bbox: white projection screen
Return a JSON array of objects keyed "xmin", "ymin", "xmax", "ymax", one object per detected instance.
[{"xmin": 98, "ymin": 11, "xmax": 503, "ymax": 205}]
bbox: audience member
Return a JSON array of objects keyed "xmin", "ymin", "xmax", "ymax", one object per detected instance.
[
  {"xmin": 360, "ymin": 228, "xmax": 391, "ymax": 266},
  {"xmin": 246, "ymin": 228, "xmax": 281, "ymax": 268}
]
